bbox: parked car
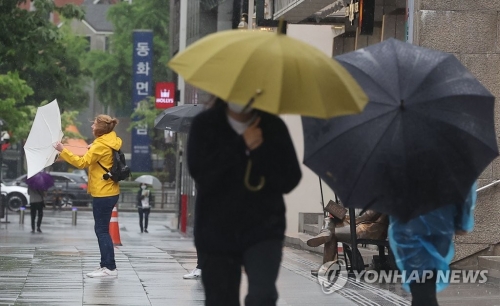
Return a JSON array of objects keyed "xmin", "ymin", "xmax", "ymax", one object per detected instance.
[
  {"xmin": 6, "ymin": 172, "xmax": 91, "ymax": 207},
  {"xmin": 71, "ymin": 169, "xmax": 88, "ymax": 181},
  {"xmin": 0, "ymin": 182, "xmax": 30, "ymax": 212}
]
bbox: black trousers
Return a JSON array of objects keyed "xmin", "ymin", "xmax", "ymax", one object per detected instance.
[
  {"xmin": 196, "ymin": 249, "xmax": 206, "ymax": 269},
  {"xmin": 409, "ymin": 270, "xmax": 438, "ymax": 306},
  {"xmin": 138, "ymin": 207, "xmax": 150, "ymax": 231},
  {"xmin": 30, "ymin": 202, "xmax": 44, "ymax": 230},
  {"xmin": 201, "ymin": 239, "xmax": 283, "ymax": 306}
]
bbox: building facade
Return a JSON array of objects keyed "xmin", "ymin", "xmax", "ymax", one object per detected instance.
[{"xmin": 169, "ymin": 0, "xmax": 500, "ymax": 266}]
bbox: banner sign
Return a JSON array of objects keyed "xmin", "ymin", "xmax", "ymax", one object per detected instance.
[
  {"xmin": 131, "ymin": 30, "xmax": 153, "ymax": 172},
  {"xmin": 155, "ymin": 82, "xmax": 176, "ymax": 109}
]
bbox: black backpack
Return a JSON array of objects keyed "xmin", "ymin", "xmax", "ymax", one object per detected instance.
[{"xmin": 97, "ymin": 149, "xmax": 131, "ymax": 182}]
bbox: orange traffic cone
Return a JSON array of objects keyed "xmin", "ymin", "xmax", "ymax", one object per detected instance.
[{"xmin": 109, "ymin": 206, "xmax": 122, "ymax": 246}]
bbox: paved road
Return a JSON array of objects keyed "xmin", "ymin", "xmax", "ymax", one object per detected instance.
[
  {"xmin": 0, "ymin": 210, "xmax": 359, "ymax": 306},
  {"xmin": 0, "ymin": 209, "xmax": 497, "ymax": 305}
]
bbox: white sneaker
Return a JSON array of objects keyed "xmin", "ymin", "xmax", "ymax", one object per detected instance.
[
  {"xmin": 86, "ymin": 267, "xmax": 118, "ymax": 278},
  {"xmin": 86, "ymin": 267, "xmax": 102, "ymax": 277},
  {"xmin": 183, "ymin": 268, "xmax": 201, "ymax": 279}
]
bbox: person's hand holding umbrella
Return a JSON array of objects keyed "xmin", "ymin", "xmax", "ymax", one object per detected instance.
[
  {"xmin": 54, "ymin": 141, "xmax": 64, "ymax": 152},
  {"xmin": 243, "ymin": 117, "xmax": 262, "ymax": 150},
  {"xmin": 242, "ymin": 117, "xmax": 265, "ymax": 191}
]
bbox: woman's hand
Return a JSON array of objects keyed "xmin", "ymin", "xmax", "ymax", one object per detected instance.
[
  {"xmin": 53, "ymin": 141, "xmax": 64, "ymax": 152},
  {"xmin": 243, "ymin": 117, "xmax": 263, "ymax": 151}
]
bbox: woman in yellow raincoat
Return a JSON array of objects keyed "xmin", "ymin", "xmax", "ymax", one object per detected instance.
[{"xmin": 55, "ymin": 114, "xmax": 122, "ymax": 278}]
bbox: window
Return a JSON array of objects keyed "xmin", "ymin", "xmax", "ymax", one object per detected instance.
[
  {"xmin": 53, "ymin": 176, "xmax": 72, "ymax": 183},
  {"xmin": 84, "ymin": 36, "xmax": 91, "ymax": 52},
  {"xmin": 105, "ymin": 36, "xmax": 110, "ymax": 52}
]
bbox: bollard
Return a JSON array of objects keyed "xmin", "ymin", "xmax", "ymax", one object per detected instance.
[
  {"xmin": 19, "ymin": 206, "xmax": 25, "ymax": 224},
  {"xmin": 72, "ymin": 207, "xmax": 77, "ymax": 225}
]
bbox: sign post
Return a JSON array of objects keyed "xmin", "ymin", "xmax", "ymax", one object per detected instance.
[{"xmin": 131, "ymin": 30, "xmax": 153, "ymax": 172}]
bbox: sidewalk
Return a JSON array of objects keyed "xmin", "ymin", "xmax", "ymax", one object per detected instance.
[
  {"xmin": 284, "ymin": 231, "xmax": 500, "ymax": 306},
  {"xmin": 0, "ymin": 210, "xmax": 360, "ymax": 306},
  {"xmin": 1, "ymin": 210, "xmax": 497, "ymax": 305}
]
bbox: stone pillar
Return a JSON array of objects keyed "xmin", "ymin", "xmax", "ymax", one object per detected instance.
[{"xmin": 415, "ymin": 0, "xmax": 500, "ymax": 263}]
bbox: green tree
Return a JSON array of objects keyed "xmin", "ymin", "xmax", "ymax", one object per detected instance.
[
  {"xmin": 0, "ymin": 0, "xmax": 89, "ymax": 146},
  {"xmin": 85, "ymin": 0, "xmax": 170, "ymax": 113},
  {"xmin": 22, "ymin": 21, "xmax": 91, "ymax": 112},
  {"xmin": 0, "ymin": 72, "xmax": 35, "ymax": 142}
]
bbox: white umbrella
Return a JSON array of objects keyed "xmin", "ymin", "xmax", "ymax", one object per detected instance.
[
  {"xmin": 24, "ymin": 100, "xmax": 64, "ymax": 178},
  {"xmin": 135, "ymin": 175, "xmax": 162, "ymax": 189}
]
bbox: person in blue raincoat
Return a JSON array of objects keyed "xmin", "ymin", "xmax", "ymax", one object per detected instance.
[{"xmin": 388, "ymin": 182, "xmax": 477, "ymax": 306}]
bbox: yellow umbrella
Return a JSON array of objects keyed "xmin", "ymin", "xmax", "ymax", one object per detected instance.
[{"xmin": 168, "ymin": 29, "xmax": 368, "ymax": 119}]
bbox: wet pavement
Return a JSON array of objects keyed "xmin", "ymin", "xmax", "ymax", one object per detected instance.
[{"xmin": 0, "ymin": 209, "xmax": 498, "ymax": 305}]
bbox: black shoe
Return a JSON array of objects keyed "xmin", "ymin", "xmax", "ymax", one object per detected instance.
[
  {"xmin": 144, "ymin": 229, "xmax": 148, "ymax": 233},
  {"xmin": 31, "ymin": 230, "xmax": 35, "ymax": 233},
  {"xmin": 141, "ymin": 229, "xmax": 143, "ymax": 233},
  {"xmin": 37, "ymin": 228, "xmax": 42, "ymax": 233}
]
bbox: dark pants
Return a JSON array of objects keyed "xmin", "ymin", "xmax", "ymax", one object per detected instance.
[
  {"xmin": 93, "ymin": 195, "xmax": 119, "ymax": 270},
  {"xmin": 30, "ymin": 202, "xmax": 44, "ymax": 230},
  {"xmin": 201, "ymin": 239, "xmax": 283, "ymax": 306},
  {"xmin": 410, "ymin": 270, "xmax": 438, "ymax": 306},
  {"xmin": 196, "ymin": 249, "xmax": 206, "ymax": 269},
  {"xmin": 138, "ymin": 207, "xmax": 150, "ymax": 231}
]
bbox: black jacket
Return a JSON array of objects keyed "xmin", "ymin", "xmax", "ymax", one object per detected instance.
[{"xmin": 187, "ymin": 102, "xmax": 302, "ymax": 254}]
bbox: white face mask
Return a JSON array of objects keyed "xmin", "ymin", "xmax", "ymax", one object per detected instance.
[
  {"xmin": 227, "ymin": 102, "xmax": 253, "ymax": 114},
  {"xmin": 141, "ymin": 185, "xmax": 147, "ymax": 190}
]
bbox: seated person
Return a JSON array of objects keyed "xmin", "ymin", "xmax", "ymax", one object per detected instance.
[{"xmin": 307, "ymin": 210, "xmax": 388, "ymax": 263}]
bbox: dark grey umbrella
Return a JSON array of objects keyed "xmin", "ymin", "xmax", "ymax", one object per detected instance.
[
  {"xmin": 154, "ymin": 104, "xmax": 204, "ymax": 133},
  {"xmin": 302, "ymin": 38, "xmax": 498, "ymax": 221}
]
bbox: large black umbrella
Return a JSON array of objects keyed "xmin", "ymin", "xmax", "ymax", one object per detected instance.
[
  {"xmin": 154, "ymin": 104, "xmax": 204, "ymax": 133},
  {"xmin": 302, "ymin": 38, "xmax": 498, "ymax": 221}
]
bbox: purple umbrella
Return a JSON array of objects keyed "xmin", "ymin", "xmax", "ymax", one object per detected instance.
[{"xmin": 26, "ymin": 172, "xmax": 54, "ymax": 191}]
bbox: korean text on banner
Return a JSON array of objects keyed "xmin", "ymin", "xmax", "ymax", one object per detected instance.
[{"xmin": 131, "ymin": 30, "xmax": 153, "ymax": 172}]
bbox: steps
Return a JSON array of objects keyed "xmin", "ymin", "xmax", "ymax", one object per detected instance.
[{"xmin": 478, "ymin": 256, "xmax": 500, "ymax": 279}]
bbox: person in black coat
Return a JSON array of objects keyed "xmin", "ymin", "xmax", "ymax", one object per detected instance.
[{"xmin": 187, "ymin": 98, "xmax": 302, "ymax": 306}]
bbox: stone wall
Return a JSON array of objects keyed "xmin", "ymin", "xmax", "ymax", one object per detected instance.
[
  {"xmin": 331, "ymin": 0, "xmax": 500, "ymax": 263},
  {"xmin": 415, "ymin": 0, "xmax": 500, "ymax": 262}
]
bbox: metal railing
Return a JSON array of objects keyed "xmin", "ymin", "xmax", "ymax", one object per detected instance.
[
  {"xmin": 117, "ymin": 190, "xmax": 178, "ymax": 211},
  {"xmin": 476, "ymin": 179, "xmax": 500, "ymax": 192}
]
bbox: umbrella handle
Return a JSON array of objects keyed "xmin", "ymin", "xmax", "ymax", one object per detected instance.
[{"xmin": 244, "ymin": 159, "xmax": 265, "ymax": 192}]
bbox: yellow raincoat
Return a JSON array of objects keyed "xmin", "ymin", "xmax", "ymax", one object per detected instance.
[{"xmin": 59, "ymin": 131, "xmax": 122, "ymax": 197}]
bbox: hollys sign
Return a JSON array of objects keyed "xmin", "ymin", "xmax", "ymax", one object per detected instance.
[{"xmin": 155, "ymin": 82, "xmax": 175, "ymax": 109}]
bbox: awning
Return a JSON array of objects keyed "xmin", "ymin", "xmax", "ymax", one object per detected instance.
[
  {"xmin": 60, "ymin": 125, "xmax": 89, "ymax": 157},
  {"xmin": 274, "ymin": 0, "xmax": 344, "ymax": 23}
]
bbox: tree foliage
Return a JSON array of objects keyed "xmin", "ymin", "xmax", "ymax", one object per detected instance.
[
  {"xmin": 0, "ymin": 0, "xmax": 87, "ymax": 111},
  {"xmin": 85, "ymin": 0, "xmax": 170, "ymax": 112},
  {"xmin": 0, "ymin": 72, "xmax": 35, "ymax": 142},
  {"xmin": 0, "ymin": 0, "xmax": 88, "ymax": 141}
]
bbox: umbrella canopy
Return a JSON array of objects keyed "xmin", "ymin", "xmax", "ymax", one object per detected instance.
[
  {"xmin": 168, "ymin": 29, "xmax": 368, "ymax": 119},
  {"xmin": 24, "ymin": 100, "xmax": 64, "ymax": 179},
  {"xmin": 25, "ymin": 172, "xmax": 54, "ymax": 191},
  {"xmin": 154, "ymin": 104, "xmax": 204, "ymax": 133},
  {"xmin": 135, "ymin": 175, "xmax": 162, "ymax": 189},
  {"xmin": 302, "ymin": 38, "xmax": 498, "ymax": 221}
]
